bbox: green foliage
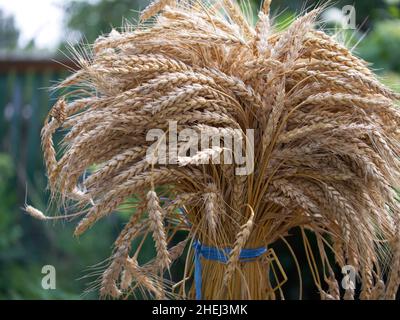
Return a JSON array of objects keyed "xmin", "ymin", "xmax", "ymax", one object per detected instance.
[
  {"xmin": 380, "ymin": 71, "xmax": 400, "ymax": 93},
  {"xmin": 64, "ymin": 0, "xmax": 144, "ymax": 45},
  {"xmin": 358, "ymin": 20, "xmax": 400, "ymax": 73},
  {"xmin": 0, "ymin": 154, "xmax": 19, "ymax": 252},
  {"xmin": 0, "ymin": 10, "xmax": 19, "ymax": 50}
]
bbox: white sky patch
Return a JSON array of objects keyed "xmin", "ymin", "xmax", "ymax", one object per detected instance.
[{"xmin": 0, "ymin": 0, "xmax": 66, "ymax": 50}]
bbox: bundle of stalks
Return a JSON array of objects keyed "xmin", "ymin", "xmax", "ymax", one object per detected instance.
[{"xmin": 31, "ymin": 0, "xmax": 400, "ymax": 299}]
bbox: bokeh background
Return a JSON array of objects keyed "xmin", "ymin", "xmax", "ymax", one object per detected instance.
[{"xmin": 1, "ymin": 0, "xmax": 400, "ymax": 300}]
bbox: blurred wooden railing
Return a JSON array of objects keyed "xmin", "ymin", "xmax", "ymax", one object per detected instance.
[{"xmin": 0, "ymin": 55, "xmax": 75, "ymax": 201}]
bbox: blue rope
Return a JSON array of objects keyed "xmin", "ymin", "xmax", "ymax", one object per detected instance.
[{"xmin": 192, "ymin": 240, "xmax": 267, "ymax": 300}]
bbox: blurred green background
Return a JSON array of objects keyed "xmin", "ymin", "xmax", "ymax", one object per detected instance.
[{"xmin": 0, "ymin": 0, "xmax": 399, "ymax": 300}]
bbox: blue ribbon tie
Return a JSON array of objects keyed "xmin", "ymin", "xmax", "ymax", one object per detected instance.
[{"xmin": 192, "ymin": 240, "xmax": 267, "ymax": 300}]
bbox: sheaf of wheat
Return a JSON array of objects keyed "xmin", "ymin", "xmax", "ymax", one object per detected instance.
[{"xmin": 30, "ymin": 0, "xmax": 400, "ymax": 300}]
